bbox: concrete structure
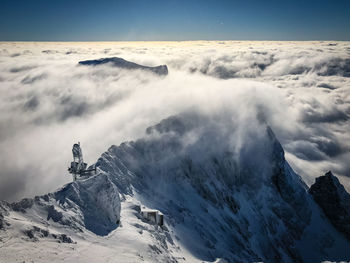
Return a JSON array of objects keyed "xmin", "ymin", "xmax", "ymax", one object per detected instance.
[{"xmin": 140, "ymin": 208, "xmax": 164, "ymax": 226}]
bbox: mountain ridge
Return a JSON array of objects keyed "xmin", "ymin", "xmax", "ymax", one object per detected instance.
[
  {"xmin": 78, "ymin": 57, "xmax": 169, "ymax": 76},
  {"xmin": 1, "ymin": 113, "xmax": 350, "ymax": 262}
]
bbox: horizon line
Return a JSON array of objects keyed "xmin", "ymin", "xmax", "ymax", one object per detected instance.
[{"xmin": 0, "ymin": 39, "xmax": 349, "ymax": 43}]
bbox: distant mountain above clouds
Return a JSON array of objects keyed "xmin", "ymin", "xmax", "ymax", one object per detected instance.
[
  {"xmin": 1, "ymin": 113, "xmax": 350, "ymax": 262},
  {"xmin": 79, "ymin": 57, "xmax": 168, "ymax": 76}
]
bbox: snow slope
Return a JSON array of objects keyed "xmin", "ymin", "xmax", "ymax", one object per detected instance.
[{"xmin": 1, "ymin": 112, "xmax": 350, "ymax": 262}]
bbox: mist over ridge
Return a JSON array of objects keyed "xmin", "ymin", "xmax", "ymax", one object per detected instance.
[{"xmin": 0, "ymin": 40, "xmax": 349, "ymax": 202}]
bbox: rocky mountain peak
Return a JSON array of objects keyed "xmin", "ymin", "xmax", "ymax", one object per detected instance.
[
  {"xmin": 78, "ymin": 57, "xmax": 168, "ymax": 76},
  {"xmin": 309, "ymin": 171, "xmax": 350, "ymax": 241}
]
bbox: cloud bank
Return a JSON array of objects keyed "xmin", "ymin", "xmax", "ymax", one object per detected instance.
[{"xmin": 0, "ymin": 41, "xmax": 349, "ymax": 201}]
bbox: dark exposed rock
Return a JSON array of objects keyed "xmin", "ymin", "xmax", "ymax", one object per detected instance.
[
  {"xmin": 0, "ymin": 213, "xmax": 5, "ymax": 229},
  {"xmin": 223, "ymin": 195, "xmax": 240, "ymax": 214},
  {"xmin": 309, "ymin": 171, "xmax": 350, "ymax": 240},
  {"xmin": 79, "ymin": 57, "xmax": 168, "ymax": 76},
  {"xmin": 10, "ymin": 198, "xmax": 34, "ymax": 213},
  {"xmin": 0, "ymin": 202, "xmax": 10, "ymax": 229},
  {"xmin": 52, "ymin": 233, "xmax": 74, "ymax": 243},
  {"xmin": 23, "ymin": 229, "xmax": 37, "ymax": 241},
  {"xmin": 33, "ymin": 226, "xmax": 49, "ymax": 237},
  {"xmin": 23, "ymin": 226, "xmax": 74, "ymax": 243},
  {"xmin": 47, "ymin": 205, "xmax": 63, "ymax": 222}
]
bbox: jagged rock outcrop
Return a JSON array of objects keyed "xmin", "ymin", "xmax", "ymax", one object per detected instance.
[
  {"xmin": 79, "ymin": 57, "xmax": 168, "ymax": 76},
  {"xmin": 54, "ymin": 173, "xmax": 121, "ymax": 235},
  {"xmin": 309, "ymin": 171, "xmax": 350, "ymax": 240},
  {"xmin": 0, "ymin": 173, "xmax": 121, "ymax": 236}
]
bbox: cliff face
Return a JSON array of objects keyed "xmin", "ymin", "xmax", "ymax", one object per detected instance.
[
  {"xmin": 309, "ymin": 171, "xmax": 350, "ymax": 241},
  {"xmin": 95, "ymin": 114, "xmax": 350, "ymax": 262}
]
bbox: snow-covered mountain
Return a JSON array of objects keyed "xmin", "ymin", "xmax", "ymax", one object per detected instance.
[{"xmin": 1, "ymin": 113, "xmax": 350, "ymax": 263}]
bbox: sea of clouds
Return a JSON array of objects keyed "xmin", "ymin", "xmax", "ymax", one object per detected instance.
[{"xmin": 0, "ymin": 41, "xmax": 349, "ymax": 201}]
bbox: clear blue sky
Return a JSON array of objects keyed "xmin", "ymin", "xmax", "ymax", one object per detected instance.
[{"xmin": 0, "ymin": 0, "xmax": 349, "ymax": 41}]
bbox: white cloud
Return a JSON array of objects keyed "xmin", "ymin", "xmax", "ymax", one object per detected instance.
[{"xmin": 0, "ymin": 41, "xmax": 349, "ymax": 201}]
